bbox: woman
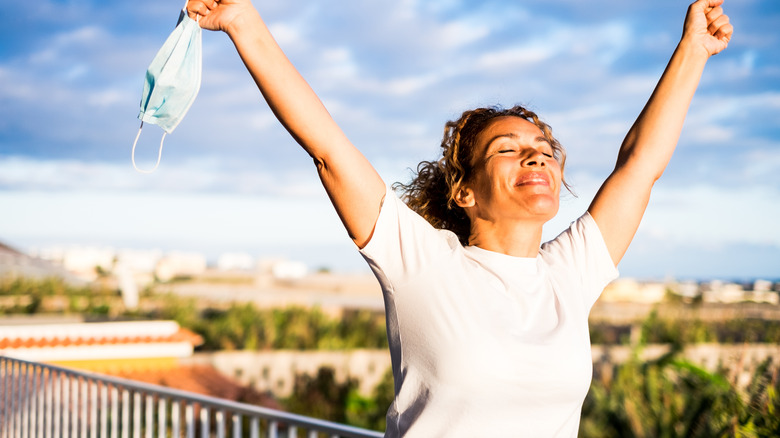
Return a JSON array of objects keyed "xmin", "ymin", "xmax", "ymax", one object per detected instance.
[{"xmin": 185, "ymin": 0, "xmax": 732, "ymax": 436}]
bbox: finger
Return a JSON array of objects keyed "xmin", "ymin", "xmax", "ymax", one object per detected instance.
[
  {"xmin": 700, "ymin": 0, "xmax": 724, "ymax": 9},
  {"xmin": 708, "ymin": 14, "xmax": 730, "ymax": 37},
  {"xmin": 714, "ymin": 22, "xmax": 734, "ymax": 42},
  {"xmin": 186, "ymin": 1, "xmax": 211, "ymax": 19},
  {"xmin": 705, "ymin": 6, "xmax": 723, "ymax": 24},
  {"xmin": 690, "ymin": 0, "xmax": 723, "ymax": 15}
]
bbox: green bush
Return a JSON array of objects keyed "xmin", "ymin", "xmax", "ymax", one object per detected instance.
[
  {"xmin": 148, "ymin": 295, "xmax": 389, "ymax": 351},
  {"xmin": 283, "ymin": 366, "xmax": 393, "ymax": 432},
  {"xmin": 580, "ymin": 349, "xmax": 780, "ymax": 438}
]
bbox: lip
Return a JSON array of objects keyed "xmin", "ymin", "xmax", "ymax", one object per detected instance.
[{"xmin": 515, "ymin": 171, "xmax": 551, "ymax": 186}]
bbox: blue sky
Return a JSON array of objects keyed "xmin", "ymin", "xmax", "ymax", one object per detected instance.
[{"xmin": 1, "ymin": 0, "xmax": 778, "ymax": 280}]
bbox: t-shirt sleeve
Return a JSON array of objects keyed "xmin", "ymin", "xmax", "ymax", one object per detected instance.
[
  {"xmin": 541, "ymin": 212, "xmax": 619, "ymax": 309},
  {"xmin": 359, "ymin": 186, "xmax": 459, "ymax": 289}
]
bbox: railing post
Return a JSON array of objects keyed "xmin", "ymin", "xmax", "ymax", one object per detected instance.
[
  {"xmin": 250, "ymin": 417, "xmax": 260, "ymax": 438},
  {"xmin": 121, "ymin": 388, "xmax": 131, "ymax": 438},
  {"xmin": 0, "ymin": 358, "xmax": 7, "ymax": 438},
  {"xmin": 216, "ymin": 409, "xmax": 226, "ymax": 438},
  {"xmin": 90, "ymin": 377, "xmax": 98, "ymax": 438},
  {"xmin": 171, "ymin": 399, "xmax": 181, "ymax": 438},
  {"xmin": 80, "ymin": 375, "xmax": 89, "ymax": 438},
  {"xmin": 232, "ymin": 413, "xmax": 242, "ymax": 438},
  {"xmin": 111, "ymin": 385, "xmax": 120, "ymax": 438},
  {"xmin": 200, "ymin": 406, "xmax": 210, "ymax": 438},
  {"xmin": 38, "ymin": 366, "xmax": 46, "ymax": 437},
  {"xmin": 133, "ymin": 391, "xmax": 142, "ymax": 438},
  {"xmin": 100, "ymin": 382, "xmax": 109, "ymax": 438},
  {"xmin": 21, "ymin": 362, "xmax": 30, "ymax": 438},
  {"xmin": 37, "ymin": 364, "xmax": 44, "ymax": 437},
  {"xmin": 185, "ymin": 402, "xmax": 195, "ymax": 438},
  {"xmin": 145, "ymin": 393, "xmax": 154, "ymax": 438},
  {"xmin": 44, "ymin": 367, "xmax": 53, "ymax": 438},
  {"xmin": 157, "ymin": 396, "xmax": 167, "ymax": 438},
  {"xmin": 64, "ymin": 372, "xmax": 73, "ymax": 438},
  {"xmin": 54, "ymin": 371, "xmax": 68, "ymax": 437}
]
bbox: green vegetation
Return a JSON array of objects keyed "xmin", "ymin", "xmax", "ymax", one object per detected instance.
[
  {"xmin": 580, "ymin": 349, "xmax": 780, "ymax": 437},
  {"xmin": 0, "ymin": 276, "xmax": 118, "ymax": 315},
  {"xmin": 638, "ymin": 310, "xmax": 780, "ymax": 345},
  {"xmin": 147, "ymin": 297, "xmax": 389, "ymax": 351},
  {"xmin": 283, "ymin": 367, "xmax": 394, "ymax": 432},
  {"xmin": 590, "ymin": 310, "xmax": 780, "ymax": 345}
]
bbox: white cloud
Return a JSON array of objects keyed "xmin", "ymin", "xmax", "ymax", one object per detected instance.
[
  {"xmin": 432, "ymin": 19, "xmax": 491, "ymax": 50},
  {"xmin": 0, "ymin": 156, "xmax": 324, "ymax": 197},
  {"xmin": 644, "ymin": 184, "xmax": 780, "ymax": 246}
]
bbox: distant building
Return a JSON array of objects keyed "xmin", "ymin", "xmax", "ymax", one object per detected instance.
[
  {"xmin": 0, "ymin": 241, "xmax": 80, "ymax": 283},
  {"xmin": 217, "ymin": 252, "xmax": 255, "ymax": 271},
  {"xmin": 33, "ymin": 245, "xmax": 115, "ymax": 281},
  {"xmin": 672, "ymin": 281, "xmax": 701, "ymax": 301},
  {"xmin": 753, "ymin": 279, "xmax": 773, "ymax": 292},
  {"xmin": 155, "ymin": 251, "xmax": 208, "ymax": 282},
  {"xmin": 258, "ymin": 258, "xmax": 308, "ymax": 281},
  {"xmin": 600, "ymin": 278, "xmax": 666, "ymax": 304},
  {"xmin": 702, "ymin": 281, "xmax": 746, "ymax": 304}
]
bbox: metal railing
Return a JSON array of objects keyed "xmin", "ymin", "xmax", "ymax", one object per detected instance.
[{"xmin": 0, "ymin": 355, "xmax": 384, "ymax": 438}]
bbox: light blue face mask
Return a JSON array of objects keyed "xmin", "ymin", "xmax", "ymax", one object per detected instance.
[{"xmin": 132, "ymin": 4, "xmax": 202, "ymax": 173}]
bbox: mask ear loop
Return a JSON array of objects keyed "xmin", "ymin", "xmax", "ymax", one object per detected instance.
[{"xmin": 131, "ymin": 121, "xmax": 165, "ymax": 174}]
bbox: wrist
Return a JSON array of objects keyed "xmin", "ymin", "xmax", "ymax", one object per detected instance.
[
  {"xmin": 677, "ymin": 35, "xmax": 712, "ymax": 62},
  {"xmin": 224, "ymin": 8, "xmax": 264, "ymax": 40}
]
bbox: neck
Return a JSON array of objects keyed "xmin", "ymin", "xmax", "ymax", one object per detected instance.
[{"xmin": 467, "ymin": 218, "xmax": 544, "ymax": 258}]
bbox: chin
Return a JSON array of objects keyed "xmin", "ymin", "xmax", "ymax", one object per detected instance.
[{"xmin": 525, "ymin": 196, "xmax": 559, "ymax": 220}]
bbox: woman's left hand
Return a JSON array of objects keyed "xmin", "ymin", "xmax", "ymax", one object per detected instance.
[{"xmin": 682, "ymin": 0, "xmax": 733, "ymax": 57}]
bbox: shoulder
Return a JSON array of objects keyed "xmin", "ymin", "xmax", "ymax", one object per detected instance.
[
  {"xmin": 541, "ymin": 212, "xmax": 608, "ymax": 261},
  {"xmin": 540, "ymin": 212, "xmax": 619, "ymax": 306},
  {"xmin": 360, "ymin": 185, "xmax": 462, "ymax": 279}
]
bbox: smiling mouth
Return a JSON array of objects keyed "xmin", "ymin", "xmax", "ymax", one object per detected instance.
[{"xmin": 516, "ymin": 172, "xmax": 550, "ymax": 186}]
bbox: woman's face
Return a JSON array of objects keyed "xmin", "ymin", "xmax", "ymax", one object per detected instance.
[{"xmin": 458, "ymin": 116, "xmax": 562, "ymax": 226}]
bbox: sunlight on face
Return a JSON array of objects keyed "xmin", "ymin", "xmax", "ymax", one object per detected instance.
[{"xmin": 463, "ymin": 116, "xmax": 563, "ymax": 225}]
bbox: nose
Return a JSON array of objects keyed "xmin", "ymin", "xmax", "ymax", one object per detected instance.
[{"xmin": 521, "ymin": 150, "xmax": 547, "ymax": 168}]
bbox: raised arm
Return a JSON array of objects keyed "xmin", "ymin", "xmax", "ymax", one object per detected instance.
[
  {"xmin": 186, "ymin": 0, "xmax": 386, "ymax": 247},
  {"xmin": 588, "ymin": 0, "xmax": 733, "ymax": 265}
]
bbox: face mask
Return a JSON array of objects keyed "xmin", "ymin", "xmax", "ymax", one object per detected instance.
[{"xmin": 132, "ymin": 5, "xmax": 202, "ymax": 173}]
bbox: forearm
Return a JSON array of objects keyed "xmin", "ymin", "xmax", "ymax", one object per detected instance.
[{"xmin": 616, "ymin": 40, "xmax": 709, "ymax": 181}]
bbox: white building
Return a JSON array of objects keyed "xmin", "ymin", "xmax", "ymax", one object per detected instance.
[
  {"xmin": 217, "ymin": 252, "xmax": 255, "ymax": 271},
  {"xmin": 600, "ymin": 278, "xmax": 666, "ymax": 304},
  {"xmin": 155, "ymin": 251, "xmax": 208, "ymax": 282}
]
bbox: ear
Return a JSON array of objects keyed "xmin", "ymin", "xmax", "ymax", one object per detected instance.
[{"xmin": 454, "ymin": 186, "xmax": 475, "ymax": 208}]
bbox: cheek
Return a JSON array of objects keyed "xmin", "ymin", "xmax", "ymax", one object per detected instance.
[{"xmin": 551, "ymin": 164, "xmax": 563, "ymax": 187}]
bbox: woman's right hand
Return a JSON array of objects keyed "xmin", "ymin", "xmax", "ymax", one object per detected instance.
[{"xmin": 186, "ymin": 0, "xmax": 259, "ymax": 36}]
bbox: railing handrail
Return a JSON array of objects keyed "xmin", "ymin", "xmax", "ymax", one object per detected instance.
[{"xmin": 1, "ymin": 354, "xmax": 385, "ymax": 438}]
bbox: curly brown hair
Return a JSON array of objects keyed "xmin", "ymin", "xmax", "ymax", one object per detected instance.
[{"xmin": 393, "ymin": 105, "xmax": 570, "ymax": 245}]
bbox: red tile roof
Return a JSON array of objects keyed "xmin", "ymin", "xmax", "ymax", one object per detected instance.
[
  {"xmin": 112, "ymin": 365, "xmax": 283, "ymax": 410},
  {"xmin": 0, "ymin": 327, "xmax": 203, "ymax": 349}
]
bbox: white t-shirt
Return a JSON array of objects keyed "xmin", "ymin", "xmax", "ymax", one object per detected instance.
[{"xmin": 359, "ymin": 187, "xmax": 619, "ymax": 438}]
